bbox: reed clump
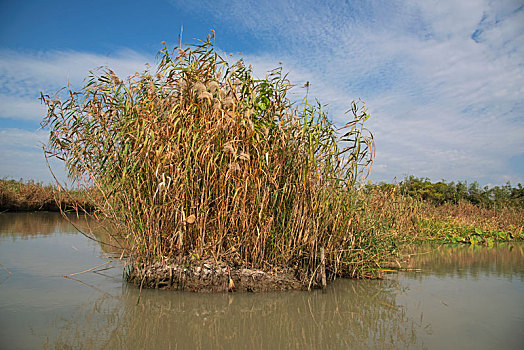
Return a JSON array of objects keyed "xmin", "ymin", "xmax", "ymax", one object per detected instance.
[{"xmin": 41, "ymin": 34, "xmax": 402, "ymax": 289}]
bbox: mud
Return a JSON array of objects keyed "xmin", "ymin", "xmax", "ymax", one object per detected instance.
[{"xmin": 125, "ymin": 259, "xmax": 309, "ymax": 292}]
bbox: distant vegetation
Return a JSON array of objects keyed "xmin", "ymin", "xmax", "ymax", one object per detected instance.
[
  {"xmin": 0, "ymin": 178, "xmax": 93, "ymax": 212},
  {"xmin": 367, "ymin": 177, "xmax": 524, "ymax": 245},
  {"xmin": 397, "ymin": 175, "xmax": 524, "ymax": 207}
]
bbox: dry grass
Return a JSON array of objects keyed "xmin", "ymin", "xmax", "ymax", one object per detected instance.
[
  {"xmin": 416, "ymin": 200, "xmax": 524, "ymax": 242},
  {"xmin": 423, "ymin": 201, "xmax": 523, "ymax": 232},
  {"xmin": 0, "ymin": 178, "xmax": 93, "ymax": 212}
]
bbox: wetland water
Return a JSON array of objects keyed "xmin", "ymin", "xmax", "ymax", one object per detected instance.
[{"xmin": 1, "ymin": 212, "xmax": 523, "ymax": 349}]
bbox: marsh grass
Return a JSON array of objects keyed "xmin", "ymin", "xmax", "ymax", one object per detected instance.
[
  {"xmin": 367, "ymin": 180, "xmax": 524, "ymax": 246},
  {"xmin": 416, "ymin": 200, "xmax": 524, "ymax": 244},
  {"xmin": 0, "ymin": 178, "xmax": 92, "ymax": 212},
  {"xmin": 41, "ymin": 34, "xmax": 405, "ymax": 285}
]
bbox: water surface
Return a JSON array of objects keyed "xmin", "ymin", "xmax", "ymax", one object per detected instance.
[{"xmin": 1, "ymin": 213, "xmax": 523, "ymax": 349}]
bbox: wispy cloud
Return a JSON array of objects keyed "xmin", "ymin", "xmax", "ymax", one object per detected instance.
[
  {"xmin": 0, "ymin": 95, "xmax": 45, "ymax": 121},
  {"xmin": 0, "ymin": 49, "xmax": 152, "ymax": 121},
  {"xmin": 0, "ymin": 128, "xmax": 58, "ymax": 182},
  {"xmin": 172, "ymin": 0, "xmax": 524, "ymax": 184},
  {"xmin": 0, "ymin": 49, "xmax": 152, "ymax": 181}
]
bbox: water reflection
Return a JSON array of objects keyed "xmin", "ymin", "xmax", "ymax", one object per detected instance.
[
  {"xmin": 0, "ymin": 212, "xmax": 123, "ymax": 259},
  {"xmin": 49, "ymin": 279, "xmax": 426, "ymax": 349},
  {"xmin": 0, "ymin": 212, "xmax": 77, "ymax": 239},
  {"xmin": 396, "ymin": 243, "xmax": 524, "ymax": 349},
  {"xmin": 404, "ymin": 243, "xmax": 524, "ymax": 279},
  {"xmin": 2, "ymin": 213, "xmax": 523, "ymax": 349}
]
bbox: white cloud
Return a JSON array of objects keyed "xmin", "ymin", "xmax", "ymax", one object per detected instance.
[
  {"xmin": 0, "ymin": 49, "xmax": 151, "ymax": 92},
  {"xmin": 0, "ymin": 50, "xmax": 153, "ymax": 182},
  {"xmin": 173, "ymin": 0, "xmax": 524, "ymax": 185},
  {"xmin": 0, "ymin": 128, "xmax": 65, "ymax": 183},
  {"xmin": 0, "ymin": 127, "xmax": 47, "ymax": 150},
  {"xmin": 0, "ymin": 94, "xmax": 46, "ymax": 121},
  {"xmin": 0, "ymin": 49, "xmax": 152, "ymax": 119}
]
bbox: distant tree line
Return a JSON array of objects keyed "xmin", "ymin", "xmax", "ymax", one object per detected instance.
[{"xmin": 391, "ymin": 176, "xmax": 524, "ymax": 207}]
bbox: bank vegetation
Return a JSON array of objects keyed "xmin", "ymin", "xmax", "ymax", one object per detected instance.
[{"xmin": 0, "ymin": 178, "xmax": 93, "ymax": 212}]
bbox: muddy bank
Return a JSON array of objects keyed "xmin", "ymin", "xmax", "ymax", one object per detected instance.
[{"xmin": 125, "ymin": 260, "xmax": 311, "ymax": 292}]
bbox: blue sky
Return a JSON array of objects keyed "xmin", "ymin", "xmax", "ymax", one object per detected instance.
[{"xmin": 1, "ymin": 0, "xmax": 523, "ymax": 186}]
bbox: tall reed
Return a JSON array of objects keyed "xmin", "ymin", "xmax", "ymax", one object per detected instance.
[{"xmin": 41, "ymin": 34, "xmax": 398, "ymax": 282}]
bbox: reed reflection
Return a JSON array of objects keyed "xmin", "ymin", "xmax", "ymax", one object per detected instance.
[
  {"xmin": 404, "ymin": 243, "xmax": 524, "ymax": 279},
  {"xmin": 0, "ymin": 212, "xmax": 76, "ymax": 239},
  {"xmin": 48, "ymin": 278, "xmax": 427, "ymax": 349}
]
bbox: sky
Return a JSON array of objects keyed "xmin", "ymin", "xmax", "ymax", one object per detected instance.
[{"xmin": 1, "ymin": 0, "xmax": 523, "ymax": 186}]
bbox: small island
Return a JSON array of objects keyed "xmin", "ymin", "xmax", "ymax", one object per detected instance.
[{"xmin": 8, "ymin": 34, "xmax": 518, "ymax": 292}]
